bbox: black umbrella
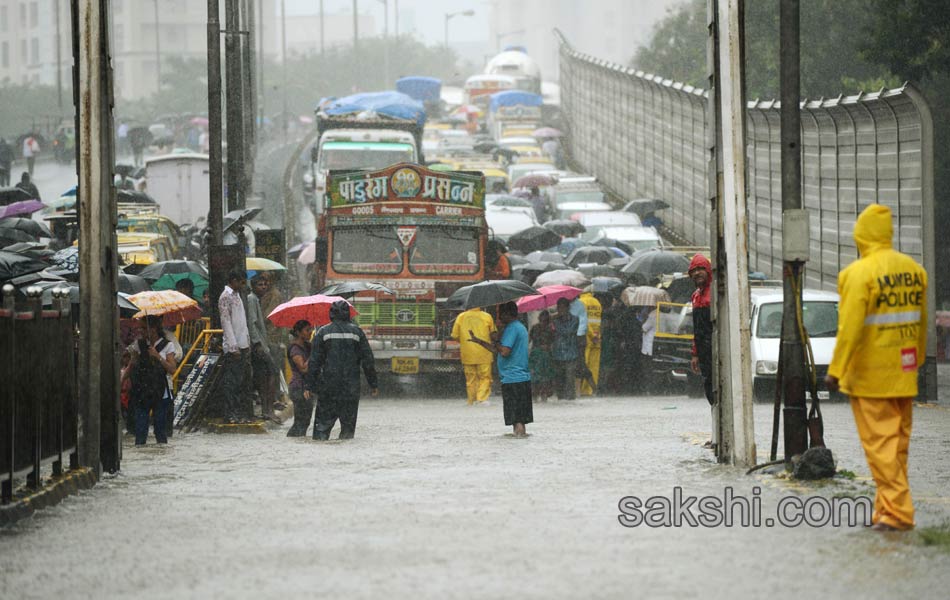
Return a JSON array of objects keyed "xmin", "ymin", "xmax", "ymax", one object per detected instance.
[
  {"xmin": 318, "ymin": 281, "xmax": 395, "ymax": 298},
  {"xmin": 523, "ymin": 250, "xmax": 565, "ymax": 264},
  {"xmin": 591, "ymin": 276, "xmax": 625, "ymax": 294},
  {"xmin": 566, "ymin": 246, "xmax": 615, "ymax": 267},
  {"xmin": 513, "ymin": 260, "xmax": 564, "ymax": 284},
  {"xmin": 0, "ymin": 250, "xmax": 48, "ymax": 281},
  {"xmin": 0, "ymin": 187, "xmax": 33, "ymax": 206},
  {"xmin": 543, "ymin": 219, "xmax": 586, "ymax": 236},
  {"xmin": 577, "ymin": 264, "xmax": 622, "ymax": 279},
  {"xmin": 620, "ymin": 250, "xmax": 690, "ymax": 282},
  {"xmin": 116, "ymin": 189, "xmax": 158, "ymax": 205},
  {"xmin": 507, "ymin": 253, "xmax": 530, "ymax": 267},
  {"xmin": 0, "ymin": 217, "xmax": 52, "ymax": 238},
  {"xmin": 507, "ymin": 226, "xmax": 562, "ymax": 253},
  {"xmin": 622, "ymin": 198, "xmax": 670, "ymax": 215},
  {"xmin": 608, "ymin": 256, "xmax": 632, "ymax": 268},
  {"xmin": 223, "ymin": 207, "xmax": 263, "ymax": 233},
  {"xmin": 445, "ymin": 279, "xmax": 538, "ymax": 310},
  {"xmin": 137, "ymin": 260, "xmax": 209, "ymax": 282},
  {"xmin": 0, "ymin": 228, "xmax": 36, "ymax": 247},
  {"xmin": 589, "ymin": 237, "xmax": 633, "ymax": 255},
  {"xmin": 118, "ymin": 272, "xmax": 151, "ymax": 294},
  {"xmin": 2, "ymin": 241, "xmax": 54, "ymax": 260},
  {"xmin": 117, "ymin": 292, "xmax": 140, "ymax": 318},
  {"xmin": 665, "ymin": 276, "xmax": 696, "ymax": 304},
  {"xmin": 474, "ymin": 140, "xmax": 498, "ymax": 153}
]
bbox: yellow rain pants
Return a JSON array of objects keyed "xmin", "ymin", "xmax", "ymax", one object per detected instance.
[
  {"xmin": 464, "ymin": 363, "xmax": 492, "ymax": 405},
  {"xmin": 850, "ymin": 396, "xmax": 915, "ymax": 529}
]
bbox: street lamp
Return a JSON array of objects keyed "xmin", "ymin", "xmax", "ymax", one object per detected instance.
[{"xmin": 444, "ymin": 9, "xmax": 475, "ymax": 48}]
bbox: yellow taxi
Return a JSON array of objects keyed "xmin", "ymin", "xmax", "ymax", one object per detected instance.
[
  {"xmin": 116, "ymin": 233, "xmax": 175, "ymax": 272},
  {"xmin": 116, "ymin": 214, "xmax": 185, "ymax": 257}
]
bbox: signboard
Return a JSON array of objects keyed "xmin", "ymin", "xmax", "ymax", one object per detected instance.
[
  {"xmin": 173, "ymin": 353, "xmax": 222, "ymax": 427},
  {"xmin": 327, "ymin": 163, "xmax": 485, "ymax": 210},
  {"xmin": 254, "ymin": 228, "xmax": 286, "ymax": 264}
]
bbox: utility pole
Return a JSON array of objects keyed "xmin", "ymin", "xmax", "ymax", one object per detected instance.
[
  {"xmin": 208, "ymin": 0, "xmax": 224, "ymax": 326},
  {"xmin": 257, "ymin": 0, "xmax": 264, "ymax": 133},
  {"xmin": 281, "ymin": 0, "xmax": 288, "ymax": 139},
  {"xmin": 153, "ymin": 0, "xmax": 162, "ymax": 94},
  {"xmin": 225, "ymin": 0, "xmax": 245, "ymax": 211},
  {"xmin": 242, "ymin": 0, "xmax": 256, "ymax": 193},
  {"xmin": 55, "ymin": 0, "xmax": 63, "ymax": 112},
  {"xmin": 779, "ymin": 0, "xmax": 809, "ymax": 462},
  {"xmin": 75, "ymin": 0, "xmax": 119, "ymax": 475},
  {"xmin": 353, "ymin": 0, "xmax": 359, "ymax": 51}
]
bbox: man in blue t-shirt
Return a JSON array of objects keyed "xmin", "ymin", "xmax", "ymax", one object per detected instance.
[{"xmin": 468, "ymin": 301, "xmax": 533, "ymax": 436}]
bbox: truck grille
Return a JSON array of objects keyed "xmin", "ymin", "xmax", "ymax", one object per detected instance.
[{"xmin": 355, "ymin": 301, "xmax": 436, "ymax": 337}]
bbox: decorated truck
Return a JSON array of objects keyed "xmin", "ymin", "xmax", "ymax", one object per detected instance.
[{"xmin": 314, "ymin": 163, "xmax": 487, "ymax": 377}]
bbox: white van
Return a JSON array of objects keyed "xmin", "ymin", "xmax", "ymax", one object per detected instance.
[{"xmin": 749, "ymin": 287, "xmax": 840, "ymax": 401}]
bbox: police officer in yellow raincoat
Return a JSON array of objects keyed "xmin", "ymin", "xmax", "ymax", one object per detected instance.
[
  {"xmin": 825, "ymin": 204, "xmax": 927, "ymax": 532},
  {"xmin": 578, "ymin": 291, "xmax": 602, "ymax": 396}
]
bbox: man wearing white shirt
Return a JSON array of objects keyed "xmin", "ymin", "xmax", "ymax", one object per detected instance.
[{"xmin": 219, "ymin": 270, "xmax": 252, "ymax": 422}]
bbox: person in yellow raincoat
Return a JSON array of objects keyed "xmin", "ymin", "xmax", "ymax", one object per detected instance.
[
  {"xmin": 578, "ymin": 291, "xmax": 602, "ymax": 396},
  {"xmin": 451, "ymin": 307, "xmax": 497, "ymax": 405},
  {"xmin": 825, "ymin": 204, "xmax": 927, "ymax": 532}
]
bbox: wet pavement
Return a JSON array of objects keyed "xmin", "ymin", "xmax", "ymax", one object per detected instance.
[{"xmin": 2, "ymin": 393, "xmax": 950, "ymax": 599}]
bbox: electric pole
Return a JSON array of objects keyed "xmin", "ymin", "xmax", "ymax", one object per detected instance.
[
  {"xmin": 153, "ymin": 0, "xmax": 162, "ymax": 94},
  {"xmin": 208, "ymin": 0, "xmax": 224, "ymax": 250},
  {"xmin": 225, "ymin": 0, "xmax": 245, "ymax": 211},
  {"xmin": 779, "ymin": 0, "xmax": 809, "ymax": 463},
  {"xmin": 75, "ymin": 0, "xmax": 119, "ymax": 475}
]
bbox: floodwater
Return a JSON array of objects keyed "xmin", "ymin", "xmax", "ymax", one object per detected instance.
[{"xmin": 3, "ymin": 394, "xmax": 950, "ymax": 599}]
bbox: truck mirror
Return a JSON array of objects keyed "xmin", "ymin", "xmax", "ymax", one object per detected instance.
[
  {"xmin": 314, "ymin": 238, "xmax": 328, "ymax": 263},
  {"xmin": 310, "ymin": 146, "xmax": 319, "ymax": 162}
]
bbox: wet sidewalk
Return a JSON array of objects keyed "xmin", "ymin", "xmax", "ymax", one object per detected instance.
[{"xmin": 2, "ymin": 395, "xmax": 950, "ymax": 599}]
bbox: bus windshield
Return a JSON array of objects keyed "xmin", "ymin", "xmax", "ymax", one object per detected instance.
[
  {"xmin": 408, "ymin": 227, "xmax": 480, "ymax": 276},
  {"xmin": 331, "ymin": 227, "xmax": 403, "ymax": 275}
]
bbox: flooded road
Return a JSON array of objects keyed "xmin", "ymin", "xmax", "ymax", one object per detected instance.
[{"xmin": 3, "ymin": 394, "xmax": 950, "ymax": 599}]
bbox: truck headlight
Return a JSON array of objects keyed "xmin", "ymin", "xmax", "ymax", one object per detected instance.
[{"xmin": 755, "ymin": 360, "xmax": 778, "ymax": 375}]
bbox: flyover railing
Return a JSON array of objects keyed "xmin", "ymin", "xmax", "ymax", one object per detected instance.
[{"xmin": 556, "ymin": 30, "xmax": 935, "ymax": 293}]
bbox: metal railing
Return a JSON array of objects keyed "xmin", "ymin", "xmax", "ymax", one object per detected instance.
[
  {"xmin": 555, "ymin": 29, "xmax": 935, "ymax": 294},
  {"xmin": 171, "ymin": 328, "xmax": 222, "ymax": 394},
  {"xmin": 1, "ymin": 285, "xmax": 78, "ymax": 503}
]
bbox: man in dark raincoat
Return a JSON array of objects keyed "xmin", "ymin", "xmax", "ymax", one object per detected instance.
[{"xmin": 306, "ymin": 300, "xmax": 379, "ymax": 440}]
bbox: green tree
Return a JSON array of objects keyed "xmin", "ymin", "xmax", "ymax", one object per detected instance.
[{"xmin": 631, "ymin": 0, "xmax": 707, "ymax": 87}]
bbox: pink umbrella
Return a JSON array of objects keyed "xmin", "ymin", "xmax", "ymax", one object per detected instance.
[
  {"xmin": 267, "ymin": 294, "xmax": 358, "ymax": 328},
  {"xmin": 296, "ymin": 242, "xmax": 316, "ymax": 266},
  {"xmin": 516, "ymin": 285, "xmax": 583, "ymax": 313},
  {"xmin": 0, "ymin": 199, "xmax": 46, "ymax": 219},
  {"xmin": 190, "ymin": 116, "xmax": 209, "ymax": 126}
]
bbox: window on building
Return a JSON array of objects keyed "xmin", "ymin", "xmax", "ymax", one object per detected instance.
[
  {"xmin": 1, "ymin": 42, "xmax": 8, "ymax": 68},
  {"xmin": 0, "ymin": 6, "xmax": 7, "ymax": 32},
  {"xmin": 29, "ymin": 1, "xmax": 37, "ymax": 28},
  {"xmin": 19, "ymin": 3, "xmax": 26, "ymax": 28},
  {"xmin": 20, "ymin": 39, "xmax": 26, "ymax": 62},
  {"xmin": 30, "ymin": 37, "xmax": 38, "ymax": 64}
]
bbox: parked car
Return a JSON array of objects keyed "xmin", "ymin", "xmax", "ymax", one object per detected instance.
[
  {"xmin": 486, "ymin": 206, "xmax": 539, "ymax": 240},
  {"xmin": 749, "ymin": 287, "xmax": 840, "ymax": 401},
  {"xmin": 587, "ymin": 226, "xmax": 664, "ymax": 252}
]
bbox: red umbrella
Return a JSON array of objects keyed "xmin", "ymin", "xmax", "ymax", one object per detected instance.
[
  {"xmin": 266, "ymin": 294, "xmax": 358, "ymax": 328},
  {"xmin": 516, "ymin": 285, "xmax": 583, "ymax": 313}
]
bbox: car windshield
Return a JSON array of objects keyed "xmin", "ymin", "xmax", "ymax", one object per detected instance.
[
  {"xmin": 319, "ymin": 146, "xmax": 415, "ymax": 171},
  {"xmin": 408, "ymin": 227, "xmax": 480, "ymax": 276},
  {"xmin": 555, "ymin": 190, "xmax": 604, "ymax": 205},
  {"xmin": 756, "ymin": 301, "xmax": 839, "ymax": 339},
  {"xmin": 331, "ymin": 227, "xmax": 403, "ymax": 275}
]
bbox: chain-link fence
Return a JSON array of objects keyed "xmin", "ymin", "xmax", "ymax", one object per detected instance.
[{"xmin": 557, "ymin": 30, "xmax": 935, "ymax": 292}]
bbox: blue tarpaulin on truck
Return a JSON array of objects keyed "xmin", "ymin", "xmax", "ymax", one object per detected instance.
[
  {"xmin": 489, "ymin": 91, "xmax": 543, "ymax": 112},
  {"xmin": 323, "ymin": 91, "xmax": 426, "ymax": 127},
  {"xmin": 395, "ymin": 77, "xmax": 442, "ymax": 103}
]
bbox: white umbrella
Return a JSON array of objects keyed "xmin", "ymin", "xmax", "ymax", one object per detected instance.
[
  {"xmin": 532, "ymin": 269, "xmax": 590, "ymax": 288},
  {"xmin": 621, "ymin": 286, "xmax": 671, "ymax": 307}
]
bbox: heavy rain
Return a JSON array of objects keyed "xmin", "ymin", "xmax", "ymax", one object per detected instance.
[{"xmin": 2, "ymin": 1, "xmax": 950, "ymax": 598}]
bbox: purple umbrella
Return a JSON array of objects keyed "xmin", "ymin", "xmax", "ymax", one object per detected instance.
[{"xmin": 0, "ymin": 199, "xmax": 46, "ymax": 219}]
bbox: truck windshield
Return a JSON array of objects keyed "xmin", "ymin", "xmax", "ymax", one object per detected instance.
[
  {"xmin": 408, "ymin": 227, "xmax": 480, "ymax": 276},
  {"xmin": 331, "ymin": 227, "xmax": 403, "ymax": 275},
  {"xmin": 319, "ymin": 146, "xmax": 415, "ymax": 171},
  {"xmin": 756, "ymin": 301, "xmax": 839, "ymax": 339}
]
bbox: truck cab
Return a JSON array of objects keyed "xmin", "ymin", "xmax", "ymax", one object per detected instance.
[{"xmin": 307, "ymin": 130, "xmax": 418, "ymax": 214}]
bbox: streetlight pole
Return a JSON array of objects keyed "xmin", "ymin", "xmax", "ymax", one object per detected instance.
[
  {"xmin": 353, "ymin": 0, "xmax": 359, "ymax": 51},
  {"xmin": 281, "ymin": 0, "xmax": 288, "ymax": 139},
  {"xmin": 444, "ymin": 9, "xmax": 475, "ymax": 49},
  {"xmin": 153, "ymin": 0, "xmax": 161, "ymax": 94}
]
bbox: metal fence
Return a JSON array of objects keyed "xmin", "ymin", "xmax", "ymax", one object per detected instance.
[
  {"xmin": 1, "ymin": 286, "xmax": 78, "ymax": 503},
  {"xmin": 556, "ymin": 30, "xmax": 935, "ymax": 292}
]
